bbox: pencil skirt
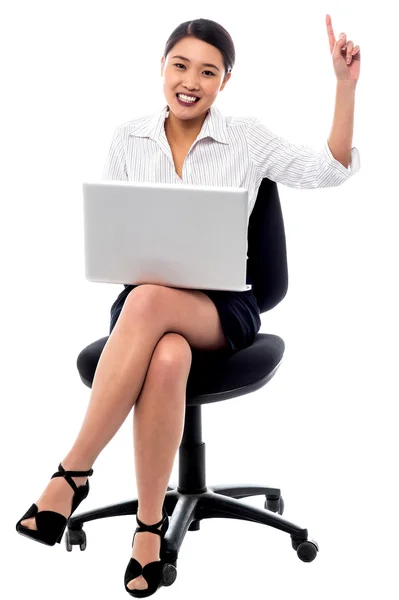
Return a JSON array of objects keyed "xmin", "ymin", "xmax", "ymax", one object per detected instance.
[{"xmin": 108, "ymin": 271, "xmax": 261, "ymax": 356}]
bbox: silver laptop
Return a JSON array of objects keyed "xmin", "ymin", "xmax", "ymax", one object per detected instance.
[{"xmin": 82, "ymin": 180, "xmax": 252, "ymax": 292}]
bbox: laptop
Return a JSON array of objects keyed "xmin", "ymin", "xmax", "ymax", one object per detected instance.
[{"xmin": 82, "ymin": 180, "xmax": 252, "ymax": 292}]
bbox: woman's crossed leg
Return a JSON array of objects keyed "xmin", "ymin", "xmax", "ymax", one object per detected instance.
[{"xmin": 20, "ymin": 284, "xmax": 228, "ymax": 550}]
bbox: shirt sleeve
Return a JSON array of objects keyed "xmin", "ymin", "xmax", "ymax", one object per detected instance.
[
  {"xmin": 102, "ymin": 127, "xmax": 128, "ymax": 180},
  {"xmin": 246, "ymin": 118, "xmax": 360, "ymax": 189}
]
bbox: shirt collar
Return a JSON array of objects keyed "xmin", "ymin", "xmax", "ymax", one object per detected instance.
[{"xmin": 128, "ymin": 103, "xmax": 229, "ymax": 145}]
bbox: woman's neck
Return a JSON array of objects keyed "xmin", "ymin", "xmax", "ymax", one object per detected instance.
[{"xmin": 165, "ymin": 108, "xmax": 208, "ymax": 146}]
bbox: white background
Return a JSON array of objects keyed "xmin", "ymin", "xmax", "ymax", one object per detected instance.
[{"xmin": 2, "ymin": 0, "xmax": 399, "ymax": 598}]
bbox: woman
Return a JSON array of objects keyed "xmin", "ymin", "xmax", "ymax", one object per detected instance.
[{"xmin": 16, "ymin": 16, "xmax": 360, "ymax": 597}]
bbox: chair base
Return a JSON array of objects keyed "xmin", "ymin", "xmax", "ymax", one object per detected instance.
[{"xmin": 67, "ymin": 482, "xmax": 318, "ymax": 563}]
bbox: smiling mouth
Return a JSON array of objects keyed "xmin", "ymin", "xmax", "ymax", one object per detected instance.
[{"xmin": 176, "ymin": 94, "xmax": 200, "ymax": 102}]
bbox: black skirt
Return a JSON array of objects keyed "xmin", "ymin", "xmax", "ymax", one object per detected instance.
[{"xmin": 109, "ymin": 269, "xmax": 261, "ymax": 355}]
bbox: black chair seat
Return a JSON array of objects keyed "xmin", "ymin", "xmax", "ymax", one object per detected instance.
[{"xmin": 77, "ymin": 333, "xmax": 285, "ymax": 405}]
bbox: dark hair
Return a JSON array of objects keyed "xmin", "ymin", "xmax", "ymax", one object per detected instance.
[{"xmin": 163, "ymin": 18, "xmax": 235, "ymax": 80}]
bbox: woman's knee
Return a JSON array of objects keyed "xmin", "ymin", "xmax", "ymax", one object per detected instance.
[
  {"xmin": 122, "ymin": 284, "xmax": 168, "ymax": 323},
  {"xmin": 149, "ymin": 332, "xmax": 193, "ymax": 382}
]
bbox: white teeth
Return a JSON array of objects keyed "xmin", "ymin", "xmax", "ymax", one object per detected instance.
[{"xmin": 177, "ymin": 93, "xmax": 197, "ymax": 103}]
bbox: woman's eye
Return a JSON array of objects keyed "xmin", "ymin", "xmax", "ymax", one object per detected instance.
[{"xmin": 174, "ymin": 63, "xmax": 214, "ymax": 76}]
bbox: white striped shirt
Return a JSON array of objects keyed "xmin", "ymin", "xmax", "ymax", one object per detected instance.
[{"xmin": 103, "ymin": 103, "xmax": 360, "ymax": 220}]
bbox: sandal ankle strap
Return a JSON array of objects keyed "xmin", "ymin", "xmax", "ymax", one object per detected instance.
[
  {"xmin": 135, "ymin": 505, "xmax": 167, "ymax": 533},
  {"xmin": 135, "ymin": 515, "xmax": 164, "ymax": 533},
  {"xmin": 51, "ymin": 463, "xmax": 94, "ymax": 493}
]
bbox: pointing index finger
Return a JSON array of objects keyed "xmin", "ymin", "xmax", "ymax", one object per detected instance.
[{"xmin": 326, "ymin": 14, "xmax": 336, "ymax": 53}]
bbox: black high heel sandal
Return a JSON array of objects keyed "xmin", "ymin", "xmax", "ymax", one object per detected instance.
[
  {"xmin": 16, "ymin": 462, "xmax": 94, "ymax": 546},
  {"xmin": 124, "ymin": 504, "xmax": 169, "ymax": 598}
]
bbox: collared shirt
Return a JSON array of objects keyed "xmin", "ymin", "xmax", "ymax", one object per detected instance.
[
  {"xmin": 103, "ymin": 103, "xmax": 360, "ymax": 266},
  {"xmin": 103, "ymin": 102, "xmax": 360, "ymax": 220}
]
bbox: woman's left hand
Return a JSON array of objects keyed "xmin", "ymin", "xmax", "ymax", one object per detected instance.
[{"xmin": 326, "ymin": 14, "xmax": 361, "ymax": 85}]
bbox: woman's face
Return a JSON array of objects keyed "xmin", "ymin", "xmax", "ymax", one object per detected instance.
[{"xmin": 161, "ymin": 36, "xmax": 231, "ymax": 121}]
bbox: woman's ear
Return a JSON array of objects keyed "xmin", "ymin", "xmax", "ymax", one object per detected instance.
[{"xmin": 220, "ymin": 72, "xmax": 231, "ymax": 91}]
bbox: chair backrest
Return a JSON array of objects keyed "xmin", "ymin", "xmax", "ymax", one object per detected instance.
[{"xmin": 247, "ymin": 178, "xmax": 289, "ymax": 314}]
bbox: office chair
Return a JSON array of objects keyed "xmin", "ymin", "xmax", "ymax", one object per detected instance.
[{"xmin": 67, "ymin": 177, "xmax": 319, "ymax": 586}]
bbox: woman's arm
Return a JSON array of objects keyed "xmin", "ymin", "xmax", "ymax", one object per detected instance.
[
  {"xmin": 102, "ymin": 127, "xmax": 129, "ymax": 180},
  {"xmin": 327, "ymin": 81, "xmax": 357, "ymax": 169}
]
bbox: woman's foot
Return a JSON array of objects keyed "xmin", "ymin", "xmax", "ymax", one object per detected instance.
[
  {"xmin": 20, "ymin": 463, "xmax": 89, "ymax": 531},
  {"xmin": 126, "ymin": 512, "xmax": 163, "ymax": 592}
]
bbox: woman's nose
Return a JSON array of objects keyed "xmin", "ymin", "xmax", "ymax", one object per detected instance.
[{"xmin": 182, "ymin": 77, "xmax": 200, "ymax": 91}]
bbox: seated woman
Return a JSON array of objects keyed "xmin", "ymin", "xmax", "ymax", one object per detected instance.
[{"xmin": 16, "ymin": 14, "xmax": 360, "ymax": 598}]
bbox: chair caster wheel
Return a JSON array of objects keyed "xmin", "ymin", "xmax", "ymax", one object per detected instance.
[
  {"xmin": 296, "ymin": 539, "xmax": 319, "ymax": 562},
  {"xmin": 162, "ymin": 563, "xmax": 177, "ymax": 586},
  {"xmin": 65, "ymin": 528, "xmax": 87, "ymax": 552},
  {"xmin": 264, "ymin": 495, "xmax": 284, "ymax": 515}
]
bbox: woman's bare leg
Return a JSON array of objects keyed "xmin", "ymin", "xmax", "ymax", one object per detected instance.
[
  {"xmin": 127, "ymin": 332, "xmax": 192, "ymax": 591},
  {"xmin": 21, "ymin": 284, "xmax": 227, "ymax": 531}
]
